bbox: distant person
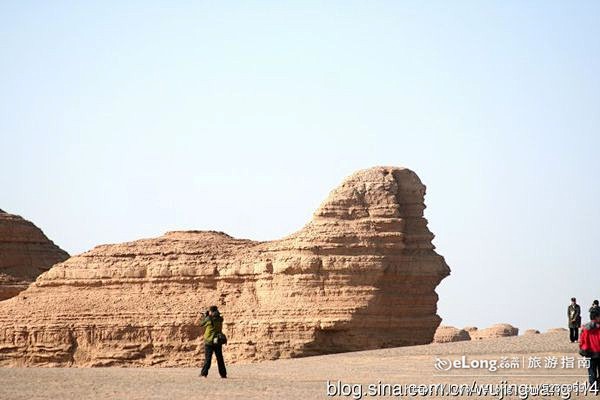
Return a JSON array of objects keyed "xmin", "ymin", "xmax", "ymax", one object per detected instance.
[
  {"xmin": 198, "ymin": 305, "xmax": 227, "ymax": 378},
  {"xmin": 590, "ymin": 300, "xmax": 600, "ymax": 320},
  {"xmin": 579, "ymin": 310, "xmax": 600, "ymax": 387},
  {"xmin": 568, "ymin": 297, "xmax": 582, "ymax": 343}
]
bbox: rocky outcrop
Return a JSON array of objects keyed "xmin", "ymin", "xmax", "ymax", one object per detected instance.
[
  {"xmin": 470, "ymin": 324, "xmax": 519, "ymax": 340},
  {"xmin": 0, "ymin": 209, "xmax": 69, "ymax": 301},
  {"xmin": 0, "ymin": 167, "xmax": 450, "ymax": 367},
  {"xmin": 433, "ymin": 325, "xmax": 470, "ymax": 343},
  {"xmin": 523, "ymin": 329, "xmax": 540, "ymax": 335}
]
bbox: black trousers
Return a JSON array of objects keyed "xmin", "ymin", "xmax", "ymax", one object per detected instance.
[
  {"xmin": 570, "ymin": 327, "xmax": 579, "ymax": 342},
  {"xmin": 589, "ymin": 358, "xmax": 600, "ymax": 386},
  {"xmin": 200, "ymin": 344, "xmax": 227, "ymax": 377}
]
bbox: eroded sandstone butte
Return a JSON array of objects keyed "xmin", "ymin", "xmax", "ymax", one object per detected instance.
[
  {"xmin": 0, "ymin": 209, "xmax": 69, "ymax": 301},
  {"xmin": 0, "ymin": 167, "xmax": 450, "ymax": 366}
]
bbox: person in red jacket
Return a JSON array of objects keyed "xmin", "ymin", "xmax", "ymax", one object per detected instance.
[{"xmin": 579, "ymin": 310, "xmax": 600, "ymax": 387}]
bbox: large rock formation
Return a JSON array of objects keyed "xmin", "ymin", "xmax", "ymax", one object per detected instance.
[
  {"xmin": 0, "ymin": 209, "xmax": 69, "ymax": 301},
  {"xmin": 0, "ymin": 167, "xmax": 450, "ymax": 367}
]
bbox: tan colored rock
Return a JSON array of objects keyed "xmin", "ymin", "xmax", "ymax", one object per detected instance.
[
  {"xmin": 523, "ymin": 329, "xmax": 540, "ymax": 335},
  {"xmin": 547, "ymin": 328, "xmax": 568, "ymax": 333},
  {"xmin": 0, "ymin": 209, "xmax": 69, "ymax": 301},
  {"xmin": 433, "ymin": 325, "xmax": 470, "ymax": 343},
  {"xmin": 470, "ymin": 324, "xmax": 519, "ymax": 340},
  {"xmin": 0, "ymin": 167, "xmax": 450, "ymax": 367},
  {"xmin": 463, "ymin": 326, "xmax": 478, "ymax": 333}
]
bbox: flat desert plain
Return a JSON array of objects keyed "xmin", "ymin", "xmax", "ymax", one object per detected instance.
[{"xmin": 0, "ymin": 332, "xmax": 592, "ymax": 399}]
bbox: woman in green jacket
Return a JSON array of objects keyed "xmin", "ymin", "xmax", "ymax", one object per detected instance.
[{"xmin": 199, "ymin": 305, "xmax": 227, "ymax": 378}]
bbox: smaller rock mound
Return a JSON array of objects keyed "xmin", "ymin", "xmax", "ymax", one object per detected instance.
[
  {"xmin": 524, "ymin": 329, "xmax": 540, "ymax": 335},
  {"xmin": 547, "ymin": 328, "xmax": 568, "ymax": 333},
  {"xmin": 470, "ymin": 323, "xmax": 519, "ymax": 340},
  {"xmin": 433, "ymin": 325, "xmax": 471, "ymax": 343}
]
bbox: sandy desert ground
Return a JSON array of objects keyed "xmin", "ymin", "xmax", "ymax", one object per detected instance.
[{"xmin": 0, "ymin": 332, "xmax": 592, "ymax": 400}]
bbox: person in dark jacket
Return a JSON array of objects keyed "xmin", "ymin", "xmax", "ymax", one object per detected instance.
[
  {"xmin": 198, "ymin": 305, "xmax": 227, "ymax": 378},
  {"xmin": 579, "ymin": 310, "xmax": 600, "ymax": 386},
  {"xmin": 590, "ymin": 300, "xmax": 600, "ymax": 320},
  {"xmin": 568, "ymin": 297, "xmax": 582, "ymax": 343}
]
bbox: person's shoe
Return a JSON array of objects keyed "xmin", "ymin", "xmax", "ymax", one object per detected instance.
[{"xmin": 199, "ymin": 374, "xmax": 207, "ymax": 378}]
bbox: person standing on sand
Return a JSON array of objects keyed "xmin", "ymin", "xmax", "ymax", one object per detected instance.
[
  {"xmin": 579, "ymin": 310, "xmax": 600, "ymax": 388},
  {"xmin": 568, "ymin": 297, "xmax": 582, "ymax": 343},
  {"xmin": 198, "ymin": 305, "xmax": 227, "ymax": 378},
  {"xmin": 590, "ymin": 300, "xmax": 600, "ymax": 320}
]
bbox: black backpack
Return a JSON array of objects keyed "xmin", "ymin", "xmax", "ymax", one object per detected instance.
[{"xmin": 213, "ymin": 332, "xmax": 228, "ymax": 345}]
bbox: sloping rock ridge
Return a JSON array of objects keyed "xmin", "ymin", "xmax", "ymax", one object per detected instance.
[
  {"xmin": 0, "ymin": 167, "xmax": 450, "ymax": 366},
  {"xmin": 0, "ymin": 209, "xmax": 69, "ymax": 301}
]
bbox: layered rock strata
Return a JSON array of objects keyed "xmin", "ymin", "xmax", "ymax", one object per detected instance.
[
  {"xmin": 0, "ymin": 209, "xmax": 69, "ymax": 301},
  {"xmin": 0, "ymin": 167, "xmax": 450, "ymax": 366}
]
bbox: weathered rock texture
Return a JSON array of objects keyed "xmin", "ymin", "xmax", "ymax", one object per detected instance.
[
  {"xmin": 0, "ymin": 167, "xmax": 450, "ymax": 367},
  {"xmin": 0, "ymin": 209, "xmax": 69, "ymax": 301},
  {"xmin": 433, "ymin": 325, "xmax": 471, "ymax": 343},
  {"xmin": 470, "ymin": 324, "xmax": 519, "ymax": 340}
]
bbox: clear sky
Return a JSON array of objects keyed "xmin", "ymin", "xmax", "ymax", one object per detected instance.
[{"xmin": 1, "ymin": 1, "xmax": 599, "ymax": 332}]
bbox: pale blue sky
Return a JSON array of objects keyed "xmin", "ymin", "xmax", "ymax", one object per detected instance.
[{"xmin": 1, "ymin": 1, "xmax": 599, "ymax": 332}]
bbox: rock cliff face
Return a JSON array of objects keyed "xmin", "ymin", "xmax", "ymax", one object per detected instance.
[
  {"xmin": 0, "ymin": 209, "xmax": 69, "ymax": 301},
  {"xmin": 0, "ymin": 167, "xmax": 450, "ymax": 366}
]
